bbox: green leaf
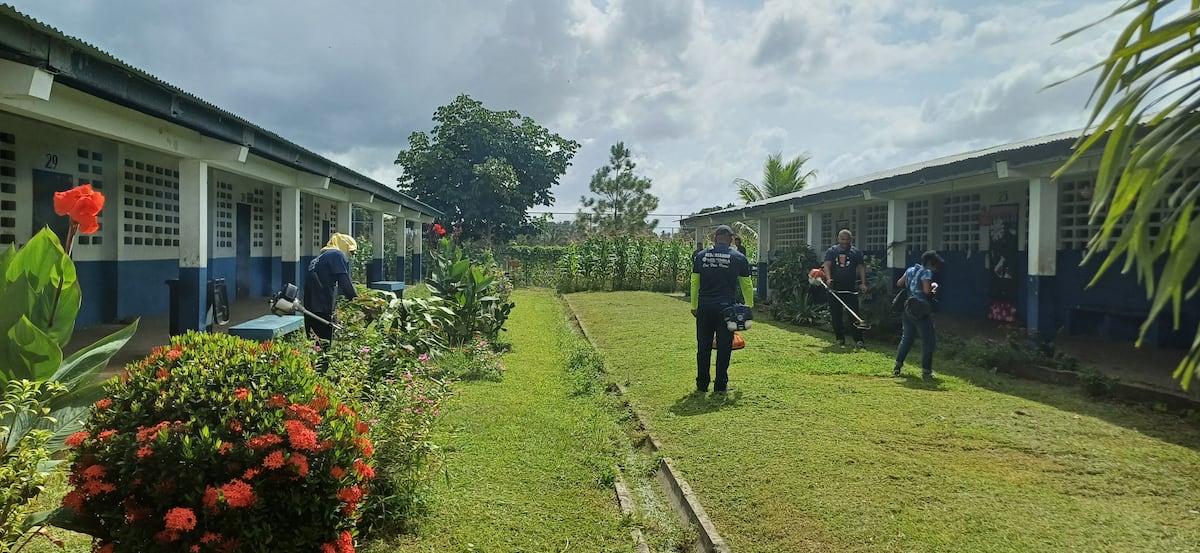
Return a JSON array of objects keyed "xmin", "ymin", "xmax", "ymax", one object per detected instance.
[
  {"xmin": 3, "ymin": 316, "xmax": 63, "ymax": 382},
  {"xmin": 52, "ymin": 319, "xmax": 138, "ymax": 390}
]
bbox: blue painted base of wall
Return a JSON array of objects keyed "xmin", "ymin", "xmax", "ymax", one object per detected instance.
[
  {"xmin": 755, "ymin": 261, "xmax": 768, "ymax": 301},
  {"xmin": 395, "ymin": 255, "xmax": 406, "ymax": 284},
  {"xmin": 412, "ymin": 253, "xmax": 422, "ymax": 283},
  {"xmin": 1025, "ymin": 275, "xmax": 1056, "ymax": 343},
  {"xmin": 281, "ymin": 260, "xmax": 302, "ymax": 291},
  {"xmin": 367, "ymin": 258, "xmax": 383, "ymax": 283},
  {"xmin": 118, "ymin": 259, "xmax": 179, "ymax": 325},
  {"xmin": 74, "ymin": 260, "xmax": 118, "ymax": 326}
]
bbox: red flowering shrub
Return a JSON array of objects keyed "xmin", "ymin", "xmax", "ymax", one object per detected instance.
[{"xmin": 53, "ymin": 332, "xmax": 373, "ymax": 553}]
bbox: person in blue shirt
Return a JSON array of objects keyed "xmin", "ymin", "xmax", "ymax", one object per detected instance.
[
  {"xmin": 893, "ymin": 250, "xmax": 945, "ymax": 379},
  {"xmin": 304, "ymin": 233, "xmax": 359, "ymax": 341},
  {"xmin": 823, "ymin": 229, "xmax": 869, "ymax": 349},
  {"xmin": 691, "ymin": 225, "xmax": 754, "ymax": 394}
]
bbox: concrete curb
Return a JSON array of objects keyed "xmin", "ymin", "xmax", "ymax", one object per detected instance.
[
  {"xmin": 656, "ymin": 458, "xmax": 731, "ymax": 553},
  {"xmin": 567, "ymin": 295, "xmax": 730, "ymax": 552},
  {"xmin": 614, "ymin": 470, "xmax": 653, "ymax": 553}
]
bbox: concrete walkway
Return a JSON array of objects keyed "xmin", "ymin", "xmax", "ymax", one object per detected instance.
[
  {"xmin": 936, "ymin": 313, "xmax": 1198, "ymax": 400},
  {"xmin": 64, "ymin": 297, "xmax": 285, "ymax": 375}
]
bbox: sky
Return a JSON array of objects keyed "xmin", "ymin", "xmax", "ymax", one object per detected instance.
[{"xmin": 8, "ymin": 0, "xmax": 1126, "ymax": 230}]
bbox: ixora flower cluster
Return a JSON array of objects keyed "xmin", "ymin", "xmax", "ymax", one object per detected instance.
[{"xmin": 55, "ymin": 333, "xmax": 374, "ymax": 553}]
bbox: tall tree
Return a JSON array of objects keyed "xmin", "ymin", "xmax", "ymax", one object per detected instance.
[
  {"xmin": 576, "ymin": 142, "xmax": 660, "ymax": 235},
  {"xmin": 734, "ymin": 152, "xmax": 817, "ymax": 203},
  {"xmin": 1054, "ymin": 0, "xmax": 1200, "ymax": 389},
  {"xmin": 395, "ymin": 95, "xmax": 580, "ymax": 245}
]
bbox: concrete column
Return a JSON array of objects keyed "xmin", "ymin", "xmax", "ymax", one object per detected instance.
[
  {"xmin": 176, "ymin": 159, "xmax": 209, "ymax": 333},
  {"xmin": 412, "ymin": 220, "xmax": 424, "ymax": 283},
  {"xmin": 368, "ymin": 209, "xmax": 385, "ymax": 282},
  {"xmin": 886, "ymin": 199, "xmax": 908, "ymax": 269},
  {"xmin": 395, "ymin": 217, "xmax": 408, "ymax": 283},
  {"xmin": 337, "ymin": 201, "xmax": 353, "ymax": 235},
  {"xmin": 806, "ymin": 212, "xmax": 822, "ymax": 250},
  {"xmin": 280, "ymin": 188, "xmax": 302, "ymax": 289},
  {"xmin": 756, "ymin": 217, "xmax": 771, "ymax": 301},
  {"xmin": 1026, "ymin": 177, "xmax": 1059, "ymax": 342}
]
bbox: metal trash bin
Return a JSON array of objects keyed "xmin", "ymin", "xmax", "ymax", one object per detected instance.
[{"xmin": 165, "ymin": 279, "xmax": 180, "ymax": 336}]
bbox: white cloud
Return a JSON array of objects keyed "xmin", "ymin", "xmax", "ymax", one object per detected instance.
[{"xmin": 7, "ymin": 0, "xmax": 1130, "ymax": 229}]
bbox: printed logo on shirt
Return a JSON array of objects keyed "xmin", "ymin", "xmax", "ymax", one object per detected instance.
[
  {"xmin": 837, "ymin": 253, "xmax": 849, "ymax": 267},
  {"xmin": 702, "ymin": 250, "xmax": 732, "ymax": 269}
]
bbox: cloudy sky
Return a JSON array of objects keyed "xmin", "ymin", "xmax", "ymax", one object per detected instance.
[{"xmin": 10, "ymin": 0, "xmax": 1124, "ymax": 229}]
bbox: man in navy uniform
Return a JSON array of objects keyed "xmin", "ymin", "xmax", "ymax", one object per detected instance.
[
  {"xmin": 691, "ymin": 225, "xmax": 754, "ymax": 394},
  {"xmin": 822, "ymin": 229, "xmax": 868, "ymax": 349}
]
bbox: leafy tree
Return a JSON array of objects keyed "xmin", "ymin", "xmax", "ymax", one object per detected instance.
[
  {"xmin": 395, "ymin": 95, "xmax": 580, "ymax": 245},
  {"xmin": 576, "ymin": 142, "xmax": 660, "ymax": 235},
  {"xmin": 1054, "ymin": 0, "xmax": 1200, "ymax": 389},
  {"xmin": 734, "ymin": 152, "xmax": 817, "ymax": 203}
]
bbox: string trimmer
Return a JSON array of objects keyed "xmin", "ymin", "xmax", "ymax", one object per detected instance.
[{"xmin": 807, "ymin": 268, "xmax": 871, "ymax": 330}]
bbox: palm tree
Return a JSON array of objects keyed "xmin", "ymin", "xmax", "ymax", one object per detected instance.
[
  {"xmin": 1054, "ymin": 0, "xmax": 1200, "ymax": 389},
  {"xmin": 733, "ymin": 152, "xmax": 817, "ymax": 204}
]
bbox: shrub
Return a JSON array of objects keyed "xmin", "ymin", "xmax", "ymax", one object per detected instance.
[
  {"xmin": 766, "ymin": 244, "xmax": 826, "ymax": 326},
  {"xmin": 426, "ymin": 334, "xmax": 506, "ymax": 382},
  {"xmin": 354, "ymin": 367, "xmax": 455, "ymax": 535},
  {"xmin": 426, "ymin": 238, "xmax": 515, "ymax": 346},
  {"xmin": 0, "ymin": 380, "xmax": 65, "ymax": 549},
  {"xmin": 51, "ymin": 332, "xmax": 374, "ymax": 553}
]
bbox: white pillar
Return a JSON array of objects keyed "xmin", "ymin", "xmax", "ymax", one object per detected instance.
[
  {"xmin": 370, "ymin": 209, "xmax": 385, "ymax": 282},
  {"xmin": 413, "ymin": 220, "xmax": 423, "ymax": 255},
  {"xmin": 806, "ymin": 212, "xmax": 822, "ymax": 250},
  {"xmin": 281, "ymin": 188, "xmax": 300, "ymax": 265},
  {"xmin": 1028, "ymin": 178, "xmax": 1058, "ymax": 276},
  {"xmin": 887, "ymin": 199, "xmax": 908, "ymax": 269},
  {"xmin": 756, "ymin": 218, "xmax": 772, "ymax": 264},
  {"xmin": 176, "ymin": 159, "xmax": 209, "ymax": 332},
  {"xmin": 178, "ymin": 161, "xmax": 208, "ymax": 268},
  {"xmin": 337, "ymin": 201, "xmax": 353, "ymax": 236}
]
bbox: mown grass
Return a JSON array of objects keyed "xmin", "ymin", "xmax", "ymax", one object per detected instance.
[
  {"xmin": 566, "ymin": 291, "xmax": 1200, "ymax": 553},
  {"xmin": 371, "ymin": 288, "xmax": 633, "ymax": 552}
]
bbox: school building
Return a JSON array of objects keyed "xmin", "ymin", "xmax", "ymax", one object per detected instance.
[
  {"xmin": 682, "ymin": 131, "xmax": 1200, "ymax": 350},
  {"xmin": 0, "ymin": 5, "xmax": 439, "ymax": 333}
]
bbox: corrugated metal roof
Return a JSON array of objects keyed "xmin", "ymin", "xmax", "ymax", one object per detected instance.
[{"xmin": 684, "ymin": 128, "xmax": 1084, "ymax": 223}]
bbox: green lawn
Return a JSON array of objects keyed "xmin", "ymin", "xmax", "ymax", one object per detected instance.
[
  {"xmin": 566, "ymin": 291, "xmax": 1200, "ymax": 553},
  {"xmin": 371, "ymin": 288, "xmax": 634, "ymax": 552}
]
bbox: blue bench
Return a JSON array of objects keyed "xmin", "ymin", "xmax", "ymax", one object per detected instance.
[
  {"xmin": 228, "ymin": 315, "xmax": 305, "ymax": 341},
  {"xmin": 1068, "ymin": 304, "xmax": 1162, "ymax": 347},
  {"xmin": 368, "ymin": 281, "xmax": 406, "ymax": 296}
]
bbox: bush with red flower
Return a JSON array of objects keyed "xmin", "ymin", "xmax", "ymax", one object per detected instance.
[{"xmin": 50, "ymin": 332, "xmax": 373, "ymax": 553}]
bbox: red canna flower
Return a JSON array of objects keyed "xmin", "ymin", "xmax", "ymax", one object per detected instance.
[{"xmin": 53, "ymin": 184, "xmax": 105, "ymax": 234}]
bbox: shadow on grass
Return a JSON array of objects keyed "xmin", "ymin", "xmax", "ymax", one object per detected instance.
[
  {"xmin": 669, "ymin": 391, "xmax": 744, "ymax": 416},
  {"xmin": 896, "ymin": 374, "xmax": 948, "ymax": 391},
  {"xmin": 752, "ymin": 311, "xmax": 1200, "ymax": 450}
]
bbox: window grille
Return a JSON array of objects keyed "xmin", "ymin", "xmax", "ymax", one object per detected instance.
[
  {"xmin": 940, "ymin": 193, "xmax": 980, "ymax": 252},
  {"xmin": 121, "ymin": 157, "xmax": 180, "ymax": 248},
  {"xmin": 906, "ymin": 200, "xmax": 929, "ymax": 252},
  {"xmin": 773, "ymin": 215, "xmax": 807, "ymax": 249},
  {"xmin": 863, "ymin": 205, "xmax": 887, "ymax": 251}
]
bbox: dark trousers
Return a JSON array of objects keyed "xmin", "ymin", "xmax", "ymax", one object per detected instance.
[
  {"xmin": 895, "ymin": 312, "xmax": 936, "ymax": 373},
  {"xmin": 828, "ymin": 291, "xmax": 863, "ymax": 342},
  {"xmin": 305, "ymin": 312, "xmax": 334, "ymax": 341},
  {"xmin": 696, "ymin": 303, "xmax": 733, "ymax": 392}
]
